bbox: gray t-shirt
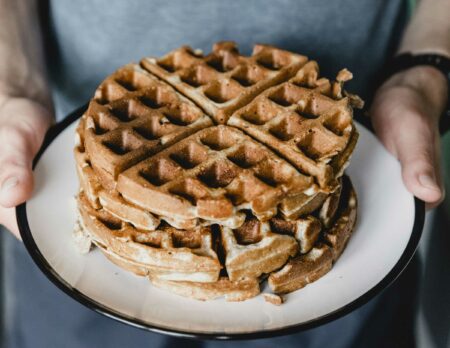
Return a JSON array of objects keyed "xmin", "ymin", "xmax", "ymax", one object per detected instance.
[
  {"xmin": 3, "ymin": 1, "xmax": 412, "ymax": 347},
  {"xmin": 44, "ymin": 0, "xmax": 406, "ymax": 119}
]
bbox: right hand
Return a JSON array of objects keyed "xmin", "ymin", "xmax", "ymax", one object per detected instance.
[{"xmin": 0, "ymin": 96, "xmax": 53, "ymax": 239}]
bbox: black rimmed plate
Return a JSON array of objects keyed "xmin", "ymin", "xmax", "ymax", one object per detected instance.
[{"xmin": 16, "ymin": 106, "xmax": 424, "ymax": 340}]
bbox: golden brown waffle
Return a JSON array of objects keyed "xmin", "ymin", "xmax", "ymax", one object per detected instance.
[
  {"xmin": 77, "ymin": 43, "xmax": 361, "ymax": 226},
  {"xmin": 77, "ymin": 186, "xmax": 323, "ymax": 283},
  {"xmin": 74, "ymin": 142, "xmax": 102, "ymax": 209},
  {"xmin": 98, "ymin": 242, "xmax": 259, "ymax": 301},
  {"xmin": 269, "ymin": 216, "xmax": 322, "ymax": 254},
  {"xmin": 75, "ymin": 143, "xmax": 162, "ymax": 230},
  {"xmin": 97, "ymin": 240, "xmax": 259, "ymax": 301},
  {"xmin": 94, "ymin": 232, "xmax": 258, "ymax": 301},
  {"xmin": 228, "ymin": 61, "xmax": 361, "ymax": 188},
  {"xmin": 149, "ymin": 276, "xmax": 260, "ymax": 302},
  {"xmin": 77, "ymin": 193, "xmax": 221, "ymax": 282},
  {"xmin": 74, "ymin": 42, "xmax": 361, "ymax": 302},
  {"xmin": 268, "ymin": 243, "xmax": 333, "ymax": 294},
  {"xmin": 277, "ymin": 176, "xmax": 342, "ymax": 221},
  {"xmin": 141, "ymin": 42, "xmax": 308, "ymax": 124},
  {"xmin": 116, "ymin": 125, "xmax": 316, "ymax": 223},
  {"xmin": 75, "ymin": 143, "xmax": 247, "ymax": 230},
  {"xmin": 319, "ymin": 181, "xmax": 343, "ymax": 228},
  {"xmin": 76, "ymin": 175, "xmax": 356, "ymax": 301},
  {"xmin": 220, "ymin": 215, "xmax": 299, "ymax": 281},
  {"xmin": 83, "ymin": 64, "xmax": 213, "ymax": 179},
  {"xmin": 268, "ymin": 175, "xmax": 357, "ymax": 294},
  {"xmin": 279, "ymin": 190, "xmax": 329, "ymax": 220}
]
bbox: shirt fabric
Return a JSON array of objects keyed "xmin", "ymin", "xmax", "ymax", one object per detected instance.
[
  {"xmin": 44, "ymin": 0, "xmax": 407, "ymax": 120},
  {"xmin": 2, "ymin": 1, "xmax": 419, "ymax": 347}
]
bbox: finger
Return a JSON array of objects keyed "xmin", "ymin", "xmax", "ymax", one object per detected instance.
[
  {"xmin": 0, "ymin": 205, "xmax": 21, "ymax": 240},
  {"xmin": 372, "ymin": 92, "xmax": 443, "ymax": 206},
  {"xmin": 397, "ymin": 124, "xmax": 443, "ymax": 206},
  {"xmin": 0, "ymin": 99, "xmax": 52, "ymax": 208}
]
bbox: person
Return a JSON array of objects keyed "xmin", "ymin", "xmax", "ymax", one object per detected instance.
[{"xmin": 0, "ymin": 0, "xmax": 448, "ymax": 347}]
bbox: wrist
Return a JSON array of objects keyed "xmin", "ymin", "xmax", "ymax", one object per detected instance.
[
  {"xmin": 388, "ymin": 65, "xmax": 448, "ymax": 99},
  {"xmin": 0, "ymin": 96, "xmax": 54, "ymax": 128},
  {"xmin": 0, "ymin": 79, "xmax": 52, "ymax": 114},
  {"xmin": 380, "ymin": 53, "xmax": 449, "ymax": 121},
  {"xmin": 375, "ymin": 66, "xmax": 447, "ymax": 129}
]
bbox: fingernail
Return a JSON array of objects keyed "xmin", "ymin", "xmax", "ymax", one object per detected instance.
[
  {"xmin": 1, "ymin": 177, "xmax": 19, "ymax": 193},
  {"xmin": 419, "ymin": 174, "xmax": 440, "ymax": 191}
]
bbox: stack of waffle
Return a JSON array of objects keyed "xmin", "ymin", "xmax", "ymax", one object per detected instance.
[{"xmin": 74, "ymin": 42, "xmax": 362, "ymax": 302}]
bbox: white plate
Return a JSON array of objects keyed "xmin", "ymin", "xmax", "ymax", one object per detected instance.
[{"xmin": 17, "ymin": 107, "xmax": 423, "ymax": 339}]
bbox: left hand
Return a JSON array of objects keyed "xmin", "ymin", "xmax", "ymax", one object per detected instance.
[
  {"xmin": 0, "ymin": 97, "xmax": 53, "ymax": 239},
  {"xmin": 370, "ymin": 65, "xmax": 448, "ymax": 208}
]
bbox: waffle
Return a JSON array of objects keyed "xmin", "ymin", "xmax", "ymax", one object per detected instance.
[
  {"xmin": 116, "ymin": 125, "xmax": 316, "ymax": 223},
  {"xmin": 74, "ymin": 42, "xmax": 362, "ymax": 302},
  {"xmin": 83, "ymin": 64, "xmax": 213, "ymax": 179},
  {"xmin": 268, "ymin": 175, "xmax": 357, "ymax": 294},
  {"xmin": 221, "ymin": 215, "xmax": 299, "ymax": 281},
  {"xmin": 75, "ymin": 176, "xmax": 355, "ymax": 301},
  {"xmin": 97, "ymin": 240, "xmax": 259, "ymax": 301},
  {"xmin": 319, "ymin": 180, "xmax": 343, "ymax": 228},
  {"xmin": 99, "ymin": 241, "xmax": 259, "ymax": 301},
  {"xmin": 75, "ymin": 142, "xmax": 247, "ymax": 230},
  {"xmin": 228, "ymin": 61, "xmax": 362, "ymax": 188},
  {"xmin": 77, "ymin": 192, "xmax": 222, "ymax": 282},
  {"xmin": 76, "ymin": 187, "xmax": 323, "ymax": 282},
  {"xmin": 269, "ymin": 216, "xmax": 322, "ymax": 254},
  {"xmin": 76, "ymin": 43, "xmax": 361, "ymax": 227},
  {"xmin": 74, "ymin": 140, "xmax": 102, "ymax": 209},
  {"xmin": 279, "ymin": 190, "xmax": 329, "ymax": 220},
  {"xmin": 141, "ymin": 42, "xmax": 308, "ymax": 124},
  {"xmin": 149, "ymin": 276, "xmax": 260, "ymax": 302}
]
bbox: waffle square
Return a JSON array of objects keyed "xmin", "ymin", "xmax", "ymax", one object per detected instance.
[
  {"xmin": 116, "ymin": 125, "xmax": 315, "ymax": 222},
  {"xmin": 83, "ymin": 64, "xmax": 213, "ymax": 179},
  {"xmin": 228, "ymin": 61, "xmax": 361, "ymax": 188},
  {"xmin": 75, "ymin": 140, "xmax": 247, "ymax": 231},
  {"xmin": 141, "ymin": 42, "xmax": 308, "ymax": 124}
]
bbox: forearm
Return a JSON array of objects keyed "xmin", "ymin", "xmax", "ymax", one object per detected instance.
[
  {"xmin": 398, "ymin": 0, "xmax": 450, "ymax": 56},
  {"xmin": 0, "ymin": 0, "xmax": 51, "ymax": 110}
]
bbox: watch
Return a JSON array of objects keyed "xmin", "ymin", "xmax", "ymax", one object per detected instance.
[{"xmin": 382, "ymin": 53, "xmax": 450, "ymax": 134}]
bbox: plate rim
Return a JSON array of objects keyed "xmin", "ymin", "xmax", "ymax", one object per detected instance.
[{"xmin": 16, "ymin": 105, "xmax": 425, "ymax": 340}]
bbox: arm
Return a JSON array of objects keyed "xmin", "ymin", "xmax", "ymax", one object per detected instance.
[
  {"xmin": 370, "ymin": 0, "xmax": 450, "ymax": 207},
  {"xmin": 0, "ymin": 0, "xmax": 53, "ymax": 238},
  {"xmin": 398, "ymin": 0, "xmax": 450, "ymax": 56},
  {"xmin": 0, "ymin": 0, "xmax": 51, "ymax": 108}
]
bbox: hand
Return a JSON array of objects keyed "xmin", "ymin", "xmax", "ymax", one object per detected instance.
[
  {"xmin": 370, "ymin": 65, "xmax": 448, "ymax": 208},
  {"xmin": 0, "ymin": 97, "xmax": 53, "ymax": 239}
]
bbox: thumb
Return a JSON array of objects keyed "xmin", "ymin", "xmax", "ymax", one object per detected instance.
[
  {"xmin": 372, "ymin": 97, "xmax": 443, "ymax": 206},
  {"xmin": 396, "ymin": 117, "xmax": 443, "ymax": 205},
  {"xmin": 0, "ymin": 98, "xmax": 52, "ymax": 208}
]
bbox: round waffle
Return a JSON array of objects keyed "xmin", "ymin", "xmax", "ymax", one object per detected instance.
[{"xmin": 74, "ymin": 41, "xmax": 361, "ymax": 302}]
